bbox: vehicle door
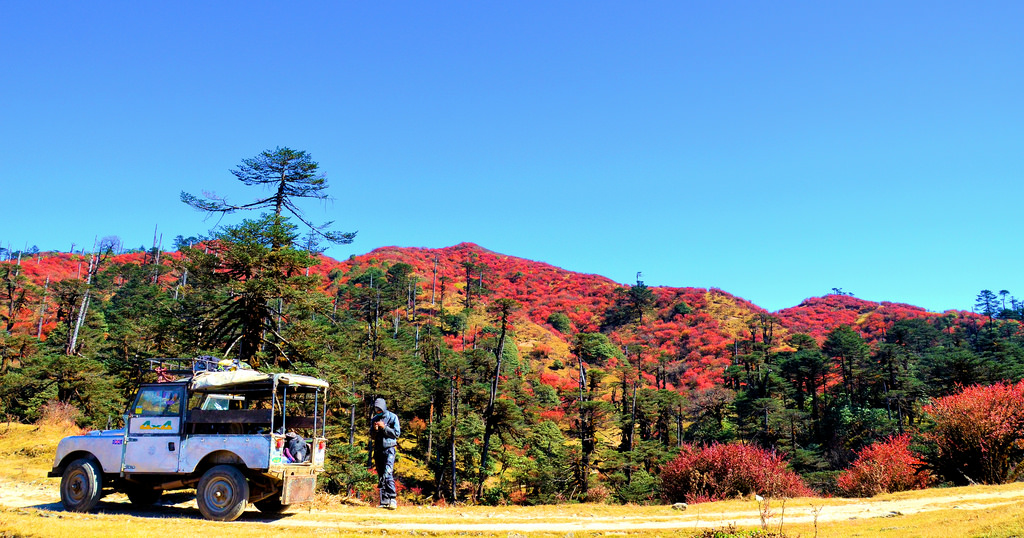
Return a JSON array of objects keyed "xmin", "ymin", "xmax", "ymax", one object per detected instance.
[{"xmin": 122, "ymin": 384, "xmax": 185, "ymax": 473}]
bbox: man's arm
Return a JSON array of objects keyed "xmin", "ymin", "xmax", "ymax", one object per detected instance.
[{"xmin": 382, "ymin": 413, "xmax": 401, "ymax": 439}]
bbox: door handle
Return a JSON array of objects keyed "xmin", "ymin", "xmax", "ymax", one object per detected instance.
[{"xmin": 168, "ymin": 442, "xmax": 176, "ymax": 451}]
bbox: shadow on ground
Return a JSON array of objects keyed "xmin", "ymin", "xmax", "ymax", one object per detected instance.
[{"xmin": 29, "ymin": 492, "xmax": 292, "ymax": 522}]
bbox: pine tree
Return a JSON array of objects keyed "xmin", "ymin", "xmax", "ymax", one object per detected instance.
[
  {"xmin": 178, "ymin": 215, "xmax": 319, "ymax": 367},
  {"xmin": 476, "ymin": 298, "xmax": 520, "ymax": 498},
  {"xmin": 181, "ymin": 147, "xmax": 356, "ymax": 245}
]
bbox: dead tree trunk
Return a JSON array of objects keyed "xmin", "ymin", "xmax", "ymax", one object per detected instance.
[
  {"xmin": 578, "ymin": 357, "xmax": 591, "ymax": 494},
  {"xmin": 68, "ymin": 253, "xmax": 97, "ymax": 355},
  {"xmin": 36, "ymin": 275, "xmax": 49, "ymax": 338},
  {"xmin": 449, "ymin": 376, "xmax": 459, "ymax": 502},
  {"xmin": 475, "ymin": 302, "xmax": 512, "ymax": 499}
]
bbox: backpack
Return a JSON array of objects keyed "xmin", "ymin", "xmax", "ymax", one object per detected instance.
[{"xmin": 285, "ymin": 432, "xmax": 309, "ymax": 463}]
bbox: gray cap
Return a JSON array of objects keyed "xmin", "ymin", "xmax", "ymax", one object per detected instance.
[{"xmin": 374, "ymin": 398, "xmax": 387, "ymax": 412}]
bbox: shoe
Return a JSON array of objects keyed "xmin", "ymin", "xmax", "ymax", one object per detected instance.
[{"xmin": 387, "ymin": 500, "xmax": 397, "ymax": 510}]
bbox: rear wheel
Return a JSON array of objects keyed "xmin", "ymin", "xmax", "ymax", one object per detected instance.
[
  {"xmin": 196, "ymin": 465, "xmax": 249, "ymax": 521},
  {"xmin": 60, "ymin": 458, "xmax": 103, "ymax": 513},
  {"xmin": 253, "ymin": 495, "xmax": 288, "ymax": 514}
]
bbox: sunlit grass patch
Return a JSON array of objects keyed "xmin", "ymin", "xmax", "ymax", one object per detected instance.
[
  {"xmin": 0, "ymin": 423, "xmax": 68, "ymax": 482},
  {"xmin": 2, "ymin": 420, "xmax": 1023, "ymax": 538}
]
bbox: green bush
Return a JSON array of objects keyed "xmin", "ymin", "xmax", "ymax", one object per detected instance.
[
  {"xmin": 612, "ymin": 470, "xmax": 659, "ymax": 504},
  {"xmin": 441, "ymin": 312, "xmax": 467, "ymax": 334},
  {"xmin": 671, "ymin": 301, "xmax": 692, "ymax": 317},
  {"xmin": 546, "ymin": 312, "xmax": 572, "ymax": 334}
]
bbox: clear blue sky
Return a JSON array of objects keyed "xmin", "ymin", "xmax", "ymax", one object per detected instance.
[{"xmin": 2, "ymin": 1, "xmax": 1021, "ymax": 313}]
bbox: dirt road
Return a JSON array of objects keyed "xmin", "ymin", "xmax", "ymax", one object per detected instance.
[{"xmin": 4, "ymin": 478, "xmax": 1024, "ymax": 535}]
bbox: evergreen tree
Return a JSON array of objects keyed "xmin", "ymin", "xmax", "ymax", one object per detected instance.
[
  {"xmin": 476, "ymin": 298, "xmax": 521, "ymax": 499},
  {"xmin": 571, "ymin": 332, "xmax": 621, "ymax": 494},
  {"xmin": 602, "ymin": 281, "xmax": 656, "ymax": 331},
  {"xmin": 823, "ymin": 325, "xmax": 871, "ymax": 406},
  {"xmin": 975, "ymin": 289, "xmax": 1000, "ymax": 320},
  {"xmin": 181, "ymin": 147, "xmax": 356, "ymax": 245},
  {"xmin": 178, "ymin": 215, "xmax": 319, "ymax": 367}
]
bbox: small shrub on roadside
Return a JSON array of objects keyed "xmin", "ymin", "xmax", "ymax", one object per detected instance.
[
  {"xmin": 922, "ymin": 381, "xmax": 1024, "ymax": 485},
  {"xmin": 660, "ymin": 443, "xmax": 812, "ymax": 504},
  {"xmin": 321, "ymin": 443, "xmax": 376, "ymax": 497},
  {"xmin": 583, "ymin": 484, "xmax": 611, "ymax": 504},
  {"xmin": 508, "ymin": 488, "xmax": 529, "ymax": 505},
  {"xmin": 837, "ymin": 434, "xmax": 931, "ymax": 497},
  {"xmin": 612, "ymin": 470, "xmax": 659, "ymax": 504},
  {"xmin": 480, "ymin": 486, "xmax": 509, "ymax": 506},
  {"xmin": 801, "ymin": 471, "xmax": 841, "ymax": 496},
  {"xmin": 694, "ymin": 525, "xmax": 790, "ymax": 538},
  {"xmin": 400, "ymin": 486, "xmax": 429, "ymax": 505},
  {"xmin": 35, "ymin": 400, "xmax": 80, "ymax": 428}
]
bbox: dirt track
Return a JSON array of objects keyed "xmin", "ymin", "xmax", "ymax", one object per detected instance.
[{"xmin": 4, "ymin": 478, "xmax": 1024, "ymax": 534}]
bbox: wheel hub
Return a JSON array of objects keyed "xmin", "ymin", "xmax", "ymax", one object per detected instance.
[
  {"xmin": 66, "ymin": 472, "xmax": 86, "ymax": 500},
  {"xmin": 206, "ymin": 479, "xmax": 233, "ymax": 510}
]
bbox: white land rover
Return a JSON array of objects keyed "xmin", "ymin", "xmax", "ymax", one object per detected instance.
[{"xmin": 49, "ymin": 359, "xmax": 329, "ymax": 521}]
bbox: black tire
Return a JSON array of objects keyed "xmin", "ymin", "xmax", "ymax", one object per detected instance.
[
  {"xmin": 125, "ymin": 485, "xmax": 163, "ymax": 507},
  {"xmin": 60, "ymin": 457, "xmax": 103, "ymax": 513},
  {"xmin": 196, "ymin": 465, "xmax": 249, "ymax": 521},
  {"xmin": 253, "ymin": 495, "xmax": 288, "ymax": 514}
]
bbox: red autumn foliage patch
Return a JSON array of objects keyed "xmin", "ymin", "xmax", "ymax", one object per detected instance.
[
  {"xmin": 7, "ymin": 243, "xmax": 993, "ymax": 402},
  {"xmin": 660, "ymin": 443, "xmax": 813, "ymax": 503},
  {"xmin": 837, "ymin": 434, "xmax": 931, "ymax": 497},
  {"xmin": 922, "ymin": 381, "xmax": 1024, "ymax": 485}
]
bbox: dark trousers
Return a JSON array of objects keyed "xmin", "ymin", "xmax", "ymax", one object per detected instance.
[{"xmin": 374, "ymin": 446, "xmax": 396, "ymax": 505}]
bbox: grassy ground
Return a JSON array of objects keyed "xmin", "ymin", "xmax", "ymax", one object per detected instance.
[{"xmin": 2, "ymin": 422, "xmax": 1023, "ymax": 538}]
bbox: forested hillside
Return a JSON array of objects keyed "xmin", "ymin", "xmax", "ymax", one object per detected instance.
[
  {"xmin": 3, "ymin": 142, "xmax": 1024, "ymax": 503},
  {"xmin": 3, "ymin": 232, "xmax": 1023, "ymax": 504}
]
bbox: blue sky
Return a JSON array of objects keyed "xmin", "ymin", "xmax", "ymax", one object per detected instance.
[{"xmin": 1, "ymin": 1, "xmax": 1021, "ymax": 313}]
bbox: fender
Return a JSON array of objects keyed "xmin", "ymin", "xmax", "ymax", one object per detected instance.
[{"xmin": 177, "ymin": 435, "xmax": 272, "ymax": 473}]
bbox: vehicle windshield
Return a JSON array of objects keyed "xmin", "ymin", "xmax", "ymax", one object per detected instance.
[{"xmin": 134, "ymin": 387, "xmax": 184, "ymax": 416}]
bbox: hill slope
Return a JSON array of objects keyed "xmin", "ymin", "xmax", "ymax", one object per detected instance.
[{"xmin": 7, "ymin": 243, "xmax": 985, "ymax": 391}]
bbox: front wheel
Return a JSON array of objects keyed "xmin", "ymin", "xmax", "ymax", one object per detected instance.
[
  {"xmin": 60, "ymin": 458, "xmax": 103, "ymax": 513},
  {"xmin": 196, "ymin": 465, "xmax": 249, "ymax": 521}
]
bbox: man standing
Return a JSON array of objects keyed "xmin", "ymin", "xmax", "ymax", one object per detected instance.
[{"xmin": 370, "ymin": 397, "xmax": 401, "ymax": 509}]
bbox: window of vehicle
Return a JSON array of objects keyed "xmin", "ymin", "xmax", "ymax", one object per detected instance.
[
  {"xmin": 200, "ymin": 394, "xmax": 245, "ymax": 411},
  {"xmin": 133, "ymin": 387, "xmax": 184, "ymax": 417}
]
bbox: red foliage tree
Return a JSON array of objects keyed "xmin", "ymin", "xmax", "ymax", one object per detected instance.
[
  {"xmin": 837, "ymin": 434, "xmax": 931, "ymax": 497},
  {"xmin": 660, "ymin": 443, "xmax": 812, "ymax": 503},
  {"xmin": 922, "ymin": 381, "xmax": 1024, "ymax": 485}
]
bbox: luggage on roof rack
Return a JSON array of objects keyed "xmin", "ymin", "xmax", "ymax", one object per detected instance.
[{"xmin": 146, "ymin": 356, "xmax": 252, "ymax": 382}]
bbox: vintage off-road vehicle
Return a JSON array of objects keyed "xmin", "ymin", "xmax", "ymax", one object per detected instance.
[{"xmin": 49, "ymin": 358, "xmax": 329, "ymax": 521}]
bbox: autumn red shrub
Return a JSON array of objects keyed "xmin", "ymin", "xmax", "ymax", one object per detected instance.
[
  {"xmin": 837, "ymin": 434, "xmax": 931, "ymax": 497},
  {"xmin": 660, "ymin": 443, "xmax": 812, "ymax": 503},
  {"xmin": 35, "ymin": 400, "xmax": 82, "ymax": 430},
  {"xmin": 539, "ymin": 408, "xmax": 566, "ymax": 422},
  {"xmin": 922, "ymin": 381, "xmax": 1024, "ymax": 485}
]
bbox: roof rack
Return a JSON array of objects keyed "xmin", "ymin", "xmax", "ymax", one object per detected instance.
[{"xmin": 146, "ymin": 356, "xmax": 252, "ymax": 382}]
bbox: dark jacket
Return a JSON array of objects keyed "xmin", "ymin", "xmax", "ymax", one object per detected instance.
[
  {"xmin": 370, "ymin": 397, "xmax": 401, "ymax": 450},
  {"xmin": 285, "ymin": 431, "xmax": 308, "ymax": 463}
]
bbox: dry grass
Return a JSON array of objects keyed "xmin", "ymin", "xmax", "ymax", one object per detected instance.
[
  {"xmin": 0, "ymin": 423, "xmax": 72, "ymax": 483},
  {"xmin": 1, "ymin": 492, "xmax": 1023, "ymax": 538},
  {"xmin": 2, "ymin": 421, "xmax": 1023, "ymax": 537}
]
